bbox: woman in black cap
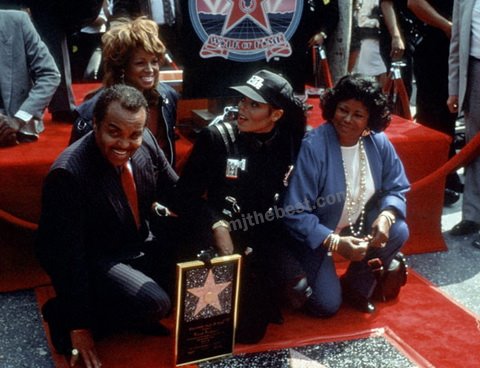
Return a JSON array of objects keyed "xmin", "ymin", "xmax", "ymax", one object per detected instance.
[{"xmin": 174, "ymin": 69, "xmax": 307, "ymax": 343}]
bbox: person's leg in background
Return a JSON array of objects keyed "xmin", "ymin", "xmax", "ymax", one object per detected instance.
[
  {"xmin": 413, "ymin": 32, "xmax": 462, "ymax": 207},
  {"xmin": 462, "ymin": 58, "xmax": 480, "ymax": 240},
  {"xmin": 28, "ymin": 4, "xmax": 77, "ymax": 122}
]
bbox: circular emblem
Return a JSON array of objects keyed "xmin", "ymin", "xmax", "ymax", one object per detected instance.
[{"xmin": 189, "ymin": 0, "xmax": 303, "ymax": 62}]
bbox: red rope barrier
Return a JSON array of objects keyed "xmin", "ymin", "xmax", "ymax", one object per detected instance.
[
  {"xmin": 411, "ymin": 133, "xmax": 480, "ymax": 192},
  {"xmin": 0, "ymin": 209, "xmax": 38, "ymax": 231}
]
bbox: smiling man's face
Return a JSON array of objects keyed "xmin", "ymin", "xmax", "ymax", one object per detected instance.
[{"xmin": 94, "ymin": 100, "xmax": 147, "ymax": 167}]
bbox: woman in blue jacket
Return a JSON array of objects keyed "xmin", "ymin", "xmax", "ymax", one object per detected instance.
[{"xmin": 283, "ymin": 74, "xmax": 409, "ymax": 315}]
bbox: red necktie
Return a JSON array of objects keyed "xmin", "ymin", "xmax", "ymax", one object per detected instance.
[{"xmin": 121, "ymin": 161, "xmax": 140, "ymax": 228}]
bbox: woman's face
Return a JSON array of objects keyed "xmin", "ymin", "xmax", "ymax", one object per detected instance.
[
  {"xmin": 124, "ymin": 48, "xmax": 160, "ymax": 92},
  {"xmin": 332, "ymin": 98, "xmax": 370, "ymax": 146},
  {"xmin": 237, "ymin": 96, "xmax": 283, "ymax": 134}
]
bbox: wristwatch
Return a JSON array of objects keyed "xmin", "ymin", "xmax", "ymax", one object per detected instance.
[{"xmin": 212, "ymin": 220, "xmax": 230, "ymax": 231}]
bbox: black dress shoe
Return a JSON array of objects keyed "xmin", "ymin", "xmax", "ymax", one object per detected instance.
[
  {"xmin": 341, "ymin": 279, "xmax": 376, "ymax": 314},
  {"xmin": 444, "ymin": 189, "xmax": 460, "ymax": 206},
  {"xmin": 472, "ymin": 239, "xmax": 480, "ymax": 250},
  {"xmin": 41, "ymin": 298, "xmax": 72, "ymax": 354},
  {"xmin": 450, "ymin": 220, "xmax": 480, "ymax": 236}
]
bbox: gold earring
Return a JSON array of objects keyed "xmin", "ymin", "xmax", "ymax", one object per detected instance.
[{"xmin": 362, "ymin": 128, "xmax": 371, "ymax": 137}]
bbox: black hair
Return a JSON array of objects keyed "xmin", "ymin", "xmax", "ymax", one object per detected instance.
[
  {"xmin": 321, "ymin": 74, "xmax": 391, "ymax": 132},
  {"xmin": 93, "ymin": 84, "xmax": 148, "ymax": 126},
  {"xmin": 276, "ymin": 96, "xmax": 308, "ymax": 156}
]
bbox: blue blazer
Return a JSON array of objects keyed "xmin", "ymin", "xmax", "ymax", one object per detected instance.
[{"xmin": 283, "ymin": 122, "xmax": 410, "ymax": 250}]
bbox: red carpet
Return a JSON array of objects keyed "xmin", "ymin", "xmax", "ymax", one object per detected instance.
[
  {"xmin": 2, "ymin": 83, "xmax": 480, "ymax": 366},
  {"xmin": 36, "ymin": 266, "xmax": 480, "ymax": 368},
  {"xmin": 1, "ymin": 84, "xmax": 477, "ymax": 294},
  {"xmin": 0, "ymin": 85, "xmax": 453, "ymax": 253}
]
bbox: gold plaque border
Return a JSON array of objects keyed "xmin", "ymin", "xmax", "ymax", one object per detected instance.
[{"xmin": 174, "ymin": 254, "xmax": 241, "ymax": 366}]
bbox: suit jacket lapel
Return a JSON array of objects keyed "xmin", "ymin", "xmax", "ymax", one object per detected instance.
[{"xmin": 131, "ymin": 148, "xmax": 154, "ymax": 222}]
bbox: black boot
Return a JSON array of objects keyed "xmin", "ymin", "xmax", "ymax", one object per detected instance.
[
  {"xmin": 41, "ymin": 298, "xmax": 72, "ymax": 354},
  {"xmin": 341, "ymin": 277, "xmax": 376, "ymax": 314}
]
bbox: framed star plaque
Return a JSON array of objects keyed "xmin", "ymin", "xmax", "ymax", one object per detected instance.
[{"xmin": 174, "ymin": 254, "xmax": 241, "ymax": 366}]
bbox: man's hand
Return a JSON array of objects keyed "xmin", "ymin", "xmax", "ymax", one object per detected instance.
[
  {"xmin": 390, "ymin": 35, "xmax": 405, "ymax": 60},
  {"xmin": 0, "ymin": 117, "xmax": 18, "ymax": 147},
  {"xmin": 447, "ymin": 95, "xmax": 459, "ymax": 113},
  {"xmin": 70, "ymin": 329, "xmax": 101, "ymax": 368}
]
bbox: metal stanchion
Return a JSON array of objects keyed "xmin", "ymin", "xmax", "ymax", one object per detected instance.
[
  {"xmin": 383, "ymin": 61, "xmax": 412, "ymax": 120},
  {"xmin": 308, "ymin": 45, "xmax": 333, "ymax": 96}
]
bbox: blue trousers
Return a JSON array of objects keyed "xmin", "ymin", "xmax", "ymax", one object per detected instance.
[{"xmin": 300, "ymin": 213, "xmax": 409, "ymax": 317}]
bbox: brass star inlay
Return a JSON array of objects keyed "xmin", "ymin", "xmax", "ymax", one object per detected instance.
[{"xmin": 187, "ymin": 269, "xmax": 231, "ymax": 316}]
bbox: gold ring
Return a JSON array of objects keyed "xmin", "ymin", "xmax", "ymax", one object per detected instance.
[{"xmin": 71, "ymin": 349, "xmax": 79, "ymax": 357}]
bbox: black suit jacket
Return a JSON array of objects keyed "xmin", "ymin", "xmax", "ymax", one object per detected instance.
[
  {"xmin": 112, "ymin": 0, "xmax": 182, "ymax": 25},
  {"xmin": 35, "ymin": 129, "xmax": 178, "ymax": 328}
]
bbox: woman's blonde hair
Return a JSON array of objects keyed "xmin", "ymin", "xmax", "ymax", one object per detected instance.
[{"xmin": 101, "ymin": 17, "xmax": 166, "ymax": 103}]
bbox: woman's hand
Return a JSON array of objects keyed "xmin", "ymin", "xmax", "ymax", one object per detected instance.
[
  {"xmin": 212, "ymin": 226, "xmax": 234, "ymax": 256},
  {"xmin": 369, "ymin": 212, "xmax": 394, "ymax": 248},
  {"xmin": 69, "ymin": 329, "xmax": 101, "ymax": 368},
  {"xmin": 336, "ymin": 236, "xmax": 369, "ymax": 262}
]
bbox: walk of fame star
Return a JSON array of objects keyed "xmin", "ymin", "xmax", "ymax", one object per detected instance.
[
  {"xmin": 187, "ymin": 269, "xmax": 231, "ymax": 317},
  {"xmin": 223, "ymin": 0, "xmax": 271, "ymax": 35}
]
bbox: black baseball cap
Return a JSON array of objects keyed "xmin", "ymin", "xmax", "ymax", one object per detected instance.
[{"xmin": 230, "ymin": 69, "xmax": 294, "ymax": 108}]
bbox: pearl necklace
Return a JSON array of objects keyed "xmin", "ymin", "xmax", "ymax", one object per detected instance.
[{"xmin": 342, "ymin": 138, "xmax": 367, "ymax": 237}]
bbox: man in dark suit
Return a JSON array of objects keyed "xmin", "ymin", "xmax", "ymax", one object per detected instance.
[
  {"xmin": 408, "ymin": 0, "xmax": 463, "ymax": 207},
  {"xmin": 36, "ymin": 85, "xmax": 178, "ymax": 367}
]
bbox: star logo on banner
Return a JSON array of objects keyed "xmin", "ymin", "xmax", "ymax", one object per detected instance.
[
  {"xmin": 187, "ymin": 269, "xmax": 231, "ymax": 317},
  {"xmin": 289, "ymin": 349, "xmax": 327, "ymax": 368},
  {"xmin": 223, "ymin": 0, "xmax": 271, "ymax": 35}
]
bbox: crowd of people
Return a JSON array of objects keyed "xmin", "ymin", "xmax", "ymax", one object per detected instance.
[{"xmin": 1, "ymin": 1, "xmax": 478, "ymax": 367}]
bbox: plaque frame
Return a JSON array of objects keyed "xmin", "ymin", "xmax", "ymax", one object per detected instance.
[{"xmin": 174, "ymin": 254, "xmax": 241, "ymax": 366}]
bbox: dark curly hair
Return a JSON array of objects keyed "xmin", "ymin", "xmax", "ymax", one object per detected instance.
[
  {"xmin": 320, "ymin": 74, "xmax": 391, "ymax": 132},
  {"xmin": 93, "ymin": 85, "xmax": 148, "ymax": 127}
]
